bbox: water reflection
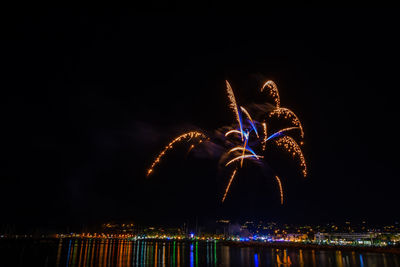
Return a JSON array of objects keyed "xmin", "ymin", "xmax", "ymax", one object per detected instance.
[
  {"xmin": 254, "ymin": 253, "xmax": 259, "ymax": 267},
  {"xmin": 3, "ymin": 239, "xmax": 400, "ymax": 266}
]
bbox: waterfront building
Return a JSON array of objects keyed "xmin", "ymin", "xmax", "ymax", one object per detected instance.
[{"xmin": 315, "ymin": 232, "xmax": 379, "ymax": 245}]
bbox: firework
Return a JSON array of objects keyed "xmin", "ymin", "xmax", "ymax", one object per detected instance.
[
  {"xmin": 262, "ymin": 121, "xmax": 267, "ymax": 151},
  {"xmin": 228, "ymin": 146, "xmax": 259, "ymax": 158},
  {"xmin": 225, "ymin": 129, "xmax": 243, "ymax": 137},
  {"xmin": 240, "ymin": 134, "xmax": 248, "ymax": 167},
  {"xmin": 275, "ymin": 176, "xmax": 284, "ymax": 205},
  {"xmin": 222, "ymin": 168, "xmax": 237, "ymax": 203},
  {"xmin": 146, "ymin": 78, "xmax": 307, "ymax": 205},
  {"xmin": 146, "ymin": 131, "xmax": 207, "ymax": 177},
  {"xmin": 187, "ymin": 144, "xmax": 195, "ymax": 154},
  {"xmin": 226, "ymin": 80, "xmax": 243, "ymax": 140},
  {"xmin": 269, "ymin": 107, "xmax": 304, "ymax": 138},
  {"xmin": 266, "ymin": 127, "xmax": 300, "ymax": 142},
  {"xmin": 225, "ymin": 154, "xmax": 263, "ymax": 167},
  {"xmin": 187, "ymin": 139, "xmax": 205, "ymax": 154},
  {"xmin": 261, "ymin": 80, "xmax": 280, "ymax": 108},
  {"xmin": 274, "ymin": 136, "xmax": 307, "ymax": 177},
  {"xmin": 240, "ymin": 106, "xmax": 259, "ymax": 138},
  {"xmin": 221, "ymin": 80, "xmax": 306, "ymax": 202}
]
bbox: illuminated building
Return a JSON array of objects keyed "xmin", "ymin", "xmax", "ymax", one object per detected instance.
[{"xmin": 315, "ymin": 232, "xmax": 379, "ymax": 245}]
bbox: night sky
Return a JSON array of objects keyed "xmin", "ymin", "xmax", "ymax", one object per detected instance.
[{"xmin": 2, "ymin": 8, "xmax": 400, "ymax": 231}]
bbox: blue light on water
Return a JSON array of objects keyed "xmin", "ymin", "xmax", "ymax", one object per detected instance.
[
  {"xmin": 190, "ymin": 244, "xmax": 194, "ymax": 267},
  {"xmin": 254, "ymin": 253, "xmax": 259, "ymax": 267},
  {"xmin": 360, "ymin": 255, "xmax": 364, "ymax": 267},
  {"xmin": 66, "ymin": 240, "xmax": 71, "ymax": 267}
]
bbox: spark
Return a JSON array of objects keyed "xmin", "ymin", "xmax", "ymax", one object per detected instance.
[
  {"xmin": 243, "ymin": 130, "xmax": 250, "ymax": 140},
  {"xmin": 187, "ymin": 139, "xmax": 205, "ymax": 155},
  {"xmin": 262, "ymin": 121, "xmax": 267, "ymax": 151},
  {"xmin": 226, "ymin": 80, "xmax": 243, "ymax": 140},
  {"xmin": 225, "ymin": 129, "xmax": 243, "ymax": 137},
  {"xmin": 225, "ymin": 154, "xmax": 263, "ymax": 167},
  {"xmin": 187, "ymin": 144, "xmax": 195, "ymax": 154},
  {"xmin": 240, "ymin": 132, "xmax": 249, "ymax": 167},
  {"xmin": 222, "ymin": 168, "xmax": 237, "ymax": 203},
  {"xmin": 266, "ymin": 127, "xmax": 300, "ymax": 141},
  {"xmin": 228, "ymin": 147, "xmax": 259, "ymax": 158},
  {"xmin": 274, "ymin": 136, "xmax": 307, "ymax": 177},
  {"xmin": 269, "ymin": 107, "xmax": 304, "ymax": 138},
  {"xmin": 240, "ymin": 106, "xmax": 259, "ymax": 138},
  {"xmin": 147, "ymin": 79, "xmax": 308, "ymax": 206},
  {"xmin": 275, "ymin": 175, "xmax": 284, "ymax": 205},
  {"xmin": 261, "ymin": 80, "xmax": 280, "ymax": 108},
  {"xmin": 146, "ymin": 131, "xmax": 207, "ymax": 177}
]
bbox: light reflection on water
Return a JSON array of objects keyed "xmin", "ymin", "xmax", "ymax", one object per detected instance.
[{"xmin": 2, "ymin": 239, "xmax": 400, "ymax": 266}]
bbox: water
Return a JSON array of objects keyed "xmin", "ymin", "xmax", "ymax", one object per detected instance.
[{"xmin": 1, "ymin": 239, "xmax": 399, "ymax": 266}]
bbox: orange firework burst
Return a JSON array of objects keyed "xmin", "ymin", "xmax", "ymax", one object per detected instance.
[
  {"xmin": 146, "ymin": 131, "xmax": 207, "ymax": 177},
  {"xmin": 261, "ymin": 80, "xmax": 280, "ymax": 108},
  {"xmin": 274, "ymin": 136, "xmax": 307, "ymax": 177},
  {"xmin": 221, "ymin": 79, "xmax": 307, "ymax": 204},
  {"xmin": 269, "ymin": 107, "xmax": 304, "ymax": 138},
  {"xmin": 146, "ymin": 78, "xmax": 308, "ymax": 206}
]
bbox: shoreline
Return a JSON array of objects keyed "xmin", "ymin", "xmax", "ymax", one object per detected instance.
[
  {"xmin": 1, "ymin": 237, "xmax": 399, "ymax": 255},
  {"xmin": 221, "ymin": 240, "xmax": 400, "ymax": 255}
]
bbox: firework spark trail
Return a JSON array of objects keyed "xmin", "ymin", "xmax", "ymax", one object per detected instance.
[
  {"xmin": 147, "ymin": 79, "xmax": 307, "ymax": 205},
  {"xmin": 225, "ymin": 154, "xmax": 263, "ymax": 167},
  {"xmin": 226, "ymin": 80, "xmax": 243, "ymax": 140},
  {"xmin": 269, "ymin": 107, "xmax": 304, "ymax": 138},
  {"xmin": 228, "ymin": 147, "xmax": 259, "ymax": 158},
  {"xmin": 275, "ymin": 136, "xmax": 307, "ymax": 177},
  {"xmin": 261, "ymin": 80, "xmax": 280, "ymax": 108},
  {"xmin": 240, "ymin": 106, "xmax": 259, "ymax": 138},
  {"xmin": 246, "ymin": 119, "xmax": 257, "ymax": 135},
  {"xmin": 274, "ymin": 176, "xmax": 284, "ymax": 205},
  {"xmin": 262, "ymin": 121, "xmax": 268, "ymax": 151},
  {"xmin": 222, "ymin": 168, "xmax": 237, "ymax": 203},
  {"xmin": 266, "ymin": 127, "xmax": 300, "ymax": 141},
  {"xmin": 240, "ymin": 133, "xmax": 249, "ymax": 167},
  {"xmin": 225, "ymin": 129, "xmax": 243, "ymax": 137},
  {"xmin": 146, "ymin": 131, "xmax": 207, "ymax": 177},
  {"xmin": 188, "ymin": 144, "xmax": 195, "ymax": 153},
  {"xmin": 243, "ymin": 130, "xmax": 250, "ymax": 140}
]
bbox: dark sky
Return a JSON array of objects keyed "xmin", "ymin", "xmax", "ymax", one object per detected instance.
[{"xmin": 2, "ymin": 8, "xmax": 399, "ymax": 230}]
